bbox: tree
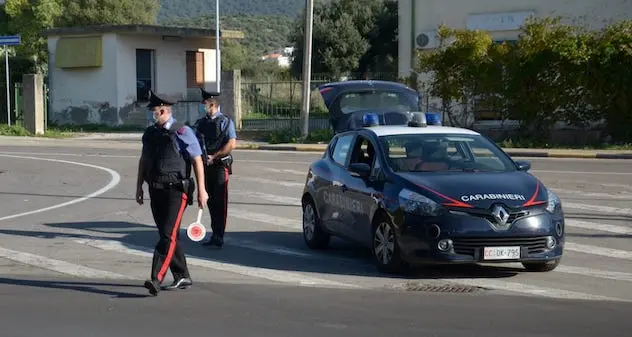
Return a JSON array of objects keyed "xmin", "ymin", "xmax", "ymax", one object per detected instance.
[
  {"xmin": 289, "ymin": 0, "xmax": 397, "ymax": 79},
  {"xmin": 56, "ymin": 0, "xmax": 158, "ymax": 27},
  {"xmin": 357, "ymin": 0, "xmax": 398, "ymax": 76},
  {"xmin": 4, "ymin": 0, "xmax": 63, "ymax": 72},
  {"xmin": 417, "ymin": 25, "xmax": 507, "ymax": 127},
  {"xmin": 584, "ymin": 20, "xmax": 632, "ymax": 142},
  {"xmin": 3, "ymin": 0, "xmax": 159, "ymax": 74},
  {"xmin": 503, "ymin": 17, "xmax": 593, "ymax": 138}
]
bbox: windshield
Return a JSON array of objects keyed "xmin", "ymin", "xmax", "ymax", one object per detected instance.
[
  {"xmin": 379, "ymin": 133, "xmax": 517, "ymax": 173},
  {"xmin": 339, "ymin": 90, "xmax": 418, "ymax": 114}
]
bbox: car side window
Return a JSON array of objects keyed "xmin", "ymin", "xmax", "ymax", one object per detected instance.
[
  {"xmin": 332, "ymin": 134, "xmax": 354, "ymax": 166},
  {"xmin": 348, "ymin": 136, "xmax": 376, "ymax": 168}
]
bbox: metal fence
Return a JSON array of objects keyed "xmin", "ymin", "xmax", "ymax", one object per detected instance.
[
  {"xmin": 0, "ymin": 82, "xmax": 49, "ymax": 127},
  {"xmin": 238, "ymin": 72, "xmax": 403, "ymax": 131}
]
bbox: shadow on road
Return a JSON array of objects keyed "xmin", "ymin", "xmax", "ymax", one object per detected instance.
[
  {"xmin": 0, "ymin": 278, "xmax": 148, "ymax": 298},
  {"xmin": 0, "ymin": 220, "xmax": 522, "ymax": 286}
]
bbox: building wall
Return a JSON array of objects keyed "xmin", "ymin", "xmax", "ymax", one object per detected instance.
[
  {"xmin": 47, "ymin": 33, "xmax": 218, "ymax": 125},
  {"xmin": 398, "ymin": 0, "xmax": 632, "ymax": 77},
  {"xmin": 46, "ymin": 33, "xmax": 119, "ymax": 124}
]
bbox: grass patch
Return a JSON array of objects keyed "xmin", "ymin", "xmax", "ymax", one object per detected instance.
[
  {"xmin": 498, "ymin": 138, "xmax": 632, "ymax": 150},
  {"xmin": 0, "ymin": 124, "xmax": 73, "ymax": 138},
  {"xmin": 0, "ymin": 123, "xmax": 146, "ymax": 138},
  {"xmin": 264, "ymin": 127, "xmax": 333, "ymax": 144}
]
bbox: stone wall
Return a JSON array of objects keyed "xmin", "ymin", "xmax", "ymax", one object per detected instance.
[{"xmin": 46, "ymin": 70, "xmax": 242, "ymax": 127}]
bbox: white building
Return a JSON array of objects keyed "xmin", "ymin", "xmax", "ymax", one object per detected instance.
[
  {"xmin": 398, "ymin": 0, "xmax": 632, "ymax": 78},
  {"xmin": 261, "ymin": 47, "xmax": 295, "ymax": 68},
  {"xmin": 42, "ymin": 24, "xmax": 243, "ymax": 125}
]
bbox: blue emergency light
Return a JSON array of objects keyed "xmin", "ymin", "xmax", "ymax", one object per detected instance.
[
  {"xmin": 362, "ymin": 113, "xmax": 380, "ymax": 127},
  {"xmin": 425, "ymin": 112, "xmax": 442, "ymax": 125}
]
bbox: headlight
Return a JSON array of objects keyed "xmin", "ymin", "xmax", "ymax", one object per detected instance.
[
  {"xmin": 398, "ymin": 188, "xmax": 443, "ymax": 216},
  {"xmin": 546, "ymin": 190, "xmax": 561, "ymax": 213}
]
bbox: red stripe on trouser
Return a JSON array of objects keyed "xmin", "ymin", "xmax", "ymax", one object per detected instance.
[
  {"xmin": 157, "ymin": 192, "xmax": 187, "ymax": 282},
  {"xmin": 223, "ymin": 167, "xmax": 229, "ymax": 229}
]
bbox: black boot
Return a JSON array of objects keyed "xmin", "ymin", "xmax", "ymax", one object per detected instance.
[{"xmin": 143, "ymin": 279, "xmax": 160, "ymax": 296}]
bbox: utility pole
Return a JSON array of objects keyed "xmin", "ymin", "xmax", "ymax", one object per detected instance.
[
  {"xmin": 299, "ymin": 0, "xmax": 314, "ymax": 138},
  {"xmin": 215, "ymin": 0, "xmax": 221, "ymax": 94}
]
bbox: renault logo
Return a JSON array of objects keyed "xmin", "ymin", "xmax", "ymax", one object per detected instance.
[{"xmin": 491, "ymin": 205, "xmax": 511, "ymax": 228}]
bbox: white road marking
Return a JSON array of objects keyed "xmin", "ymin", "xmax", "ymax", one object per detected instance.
[
  {"xmin": 563, "ymin": 202, "xmax": 632, "ymax": 216},
  {"xmin": 566, "ymin": 219, "xmax": 632, "ymax": 235},
  {"xmin": 552, "ymin": 188, "xmax": 632, "ymax": 200},
  {"xmin": 492, "ymin": 262, "xmax": 632, "ymax": 283},
  {"xmin": 565, "ymin": 243, "xmax": 632, "ymax": 260},
  {"xmin": 0, "ymin": 246, "xmax": 131, "ymax": 279},
  {"xmin": 229, "ymin": 208, "xmax": 302, "ymax": 230},
  {"xmin": 233, "ymin": 176, "xmax": 304, "ymax": 188},
  {"xmin": 531, "ymin": 170, "xmax": 632, "ymax": 175},
  {"xmin": 231, "ymin": 190, "xmax": 301, "ymax": 206},
  {"xmin": 262, "ymin": 167, "xmax": 307, "ymax": 176},
  {"xmin": 0, "ymin": 154, "xmax": 122, "ymax": 221},
  {"xmin": 437, "ymin": 278, "xmax": 628, "ymax": 302},
  {"xmin": 224, "ymin": 238, "xmax": 319, "ymax": 259},
  {"xmin": 0, "ymin": 151, "xmax": 137, "ymax": 159},
  {"xmin": 74, "ymin": 238, "xmax": 359, "ymax": 289},
  {"xmin": 556, "ymin": 265, "xmax": 632, "ymax": 283}
]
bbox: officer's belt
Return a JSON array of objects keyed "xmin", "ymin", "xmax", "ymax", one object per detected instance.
[{"xmin": 148, "ymin": 181, "xmax": 183, "ymax": 190}]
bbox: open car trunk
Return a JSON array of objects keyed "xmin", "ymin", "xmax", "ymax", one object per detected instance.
[{"xmin": 317, "ymin": 80, "xmax": 421, "ymax": 133}]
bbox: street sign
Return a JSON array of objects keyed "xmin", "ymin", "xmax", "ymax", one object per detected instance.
[
  {"xmin": 0, "ymin": 35, "xmax": 21, "ymax": 46},
  {"xmin": 1, "ymin": 35, "xmax": 20, "ymax": 126}
]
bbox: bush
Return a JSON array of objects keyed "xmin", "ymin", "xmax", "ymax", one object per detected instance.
[{"xmin": 417, "ymin": 16, "xmax": 632, "ymax": 143}]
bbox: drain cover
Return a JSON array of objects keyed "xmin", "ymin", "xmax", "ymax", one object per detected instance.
[{"xmin": 397, "ymin": 282, "xmax": 486, "ymax": 293}]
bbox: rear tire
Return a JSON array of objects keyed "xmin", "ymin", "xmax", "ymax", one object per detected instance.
[
  {"xmin": 372, "ymin": 213, "xmax": 407, "ymax": 274},
  {"xmin": 302, "ymin": 198, "xmax": 330, "ymax": 249},
  {"xmin": 522, "ymin": 258, "xmax": 560, "ymax": 272}
]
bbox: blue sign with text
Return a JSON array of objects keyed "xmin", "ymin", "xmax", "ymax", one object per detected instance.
[{"xmin": 0, "ymin": 35, "xmax": 21, "ymax": 46}]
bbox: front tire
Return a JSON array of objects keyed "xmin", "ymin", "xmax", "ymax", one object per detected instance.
[
  {"xmin": 522, "ymin": 258, "xmax": 560, "ymax": 272},
  {"xmin": 302, "ymin": 198, "xmax": 330, "ymax": 249},
  {"xmin": 372, "ymin": 214, "xmax": 406, "ymax": 274}
]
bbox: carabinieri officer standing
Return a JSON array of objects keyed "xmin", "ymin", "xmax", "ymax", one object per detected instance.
[
  {"xmin": 136, "ymin": 90, "xmax": 209, "ymax": 296},
  {"xmin": 193, "ymin": 88, "xmax": 237, "ymax": 248}
]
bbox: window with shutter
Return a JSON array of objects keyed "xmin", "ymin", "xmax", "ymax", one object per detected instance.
[{"xmin": 186, "ymin": 51, "xmax": 205, "ymax": 88}]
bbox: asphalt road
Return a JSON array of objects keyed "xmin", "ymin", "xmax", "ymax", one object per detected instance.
[{"xmin": 0, "ymin": 143, "xmax": 631, "ymax": 336}]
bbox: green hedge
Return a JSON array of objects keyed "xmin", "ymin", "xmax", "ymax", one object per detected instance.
[{"xmin": 417, "ymin": 17, "xmax": 632, "ymax": 143}]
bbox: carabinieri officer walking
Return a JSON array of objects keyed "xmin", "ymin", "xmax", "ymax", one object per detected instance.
[
  {"xmin": 136, "ymin": 90, "xmax": 209, "ymax": 296},
  {"xmin": 193, "ymin": 88, "xmax": 237, "ymax": 248}
]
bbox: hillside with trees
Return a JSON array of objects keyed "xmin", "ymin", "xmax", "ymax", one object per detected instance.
[{"xmin": 157, "ymin": 0, "xmax": 310, "ymax": 20}]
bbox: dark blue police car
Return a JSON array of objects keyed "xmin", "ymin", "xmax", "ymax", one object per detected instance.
[{"xmin": 300, "ymin": 80, "xmax": 565, "ymax": 274}]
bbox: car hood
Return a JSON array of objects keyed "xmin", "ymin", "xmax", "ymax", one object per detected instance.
[{"xmin": 395, "ymin": 171, "xmax": 547, "ymax": 209}]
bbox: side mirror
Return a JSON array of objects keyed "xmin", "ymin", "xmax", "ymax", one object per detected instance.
[
  {"xmin": 348, "ymin": 163, "xmax": 371, "ymax": 178},
  {"xmin": 515, "ymin": 160, "xmax": 531, "ymax": 171}
]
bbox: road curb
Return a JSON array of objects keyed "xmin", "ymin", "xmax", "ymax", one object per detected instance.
[{"xmin": 237, "ymin": 144, "xmax": 632, "ymax": 159}]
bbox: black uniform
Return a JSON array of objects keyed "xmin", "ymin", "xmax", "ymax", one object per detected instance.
[
  {"xmin": 141, "ymin": 91, "xmax": 197, "ymax": 296},
  {"xmin": 194, "ymin": 88, "xmax": 235, "ymax": 247}
]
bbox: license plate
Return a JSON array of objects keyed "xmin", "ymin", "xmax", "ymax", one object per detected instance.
[{"xmin": 483, "ymin": 246, "xmax": 520, "ymax": 260}]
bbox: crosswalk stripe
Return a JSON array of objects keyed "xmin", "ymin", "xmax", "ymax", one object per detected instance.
[
  {"xmin": 233, "ymin": 176, "xmax": 304, "ymax": 187},
  {"xmin": 262, "ymin": 167, "xmax": 307, "ymax": 176},
  {"xmin": 565, "ymin": 242, "xmax": 632, "ymax": 260},
  {"xmin": 74, "ymin": 238, "xmax": 360, "ymax": 289},
  {"xmin": 557, "ymin": 202, "xmax": 632, "ymax": 216},
  {"xmin": 566, "ymin": 219, "xmax": 632, "ymax": 235},
  {"xmin": 553, "ymin": 188, "xmax": 632, "ymax": 200},
  {"xmin": 432, "ymin": 278, "xmax": 628, "ymax": 302},
  {"xmin": 229, "ymin": 208, "xmax": 301, "ymax": 230},
  {"xmin": 0, "ymin": 246, "xmax": 131, "ymax": 280},
  {"xmin": 556, "ymin": 265, "xmax": 632, "ymax": 283},
  {"xmin": 231, "ymin": 190, "xmax": 301, "ymax": 206}
]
